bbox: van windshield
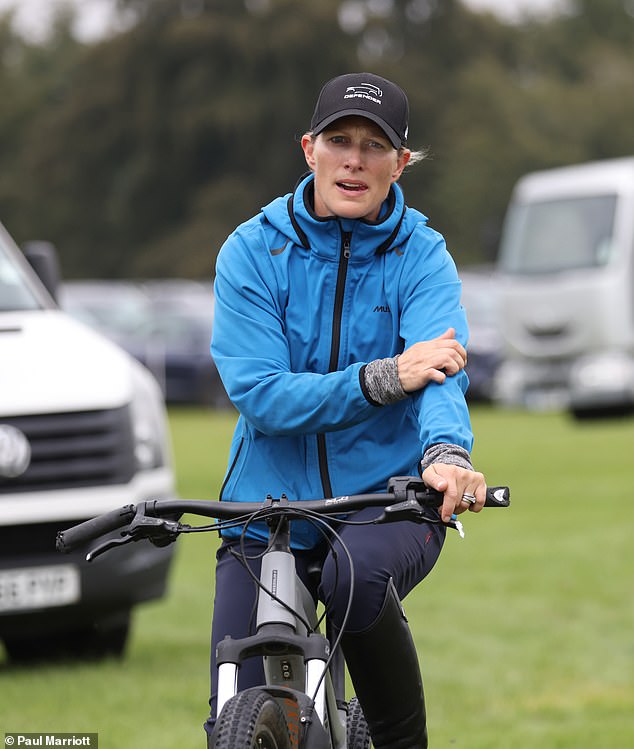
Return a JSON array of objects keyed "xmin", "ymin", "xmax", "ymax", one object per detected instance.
[
  {"xmin": 0, "ymin": 228, "xmax": 42, "ymax": 311},
  {"xmin": 498, "ymin": 194, "xmax": 618, "ymax": 274}
]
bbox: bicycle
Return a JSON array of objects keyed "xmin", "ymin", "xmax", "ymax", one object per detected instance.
[{"xmin": 56, "ymin": 475, "xmax": 510, "ymax": 749}]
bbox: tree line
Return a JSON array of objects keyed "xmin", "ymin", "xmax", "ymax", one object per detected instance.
[{"xmin": 1, "ymin": 0, "xmax": 633, "ymax": 279}]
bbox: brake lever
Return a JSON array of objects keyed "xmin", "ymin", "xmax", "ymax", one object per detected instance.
[
  {"xmin": 86, "ymin": 534, "xmax": 134, "ymax": 562},
  {"xmin": 85, "ymin": 510, "xmax": 181, "ymax": 562},
  {"xmin": 378, "ymin": 499, "xmax": 465, "ymax": 538},
  {"xmin": 380, "ymin": 498, "xmax": 427, "ymax": 523}
]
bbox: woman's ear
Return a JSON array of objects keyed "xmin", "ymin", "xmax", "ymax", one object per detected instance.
[
  {"xmin": 392, "ymin": 148, "xmax": 411, "ymax": 182},
  {"xmin": 301, "ymin": 133, "xmax": 316, "ymax": 171}
]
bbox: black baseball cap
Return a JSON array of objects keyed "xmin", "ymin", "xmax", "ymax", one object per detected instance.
[{"xmin": 310, "ymin": 72, "xmax": 409, "ymax": 149}]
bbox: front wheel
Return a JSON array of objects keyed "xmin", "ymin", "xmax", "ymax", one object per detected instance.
[
  {"xmin": 347, "ymin": 696, "xmax": 371, "ymax": 749},
  {"xmin": 212, "ymin": 689, "xmax": 291, "ymax": 749}
]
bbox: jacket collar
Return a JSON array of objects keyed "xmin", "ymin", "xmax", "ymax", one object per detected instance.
[{"xmin": 271, "ymin": 174, "xmax": 409, "ymax": 260}]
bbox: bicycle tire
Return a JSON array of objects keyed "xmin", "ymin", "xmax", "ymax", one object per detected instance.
[
  {"xmin": 213, "ymin": 689, "xmax": 292, "ymax": 749},
  {"xmin": 346, "ymin": 696, "xmax": 371, "ymax": 749}
]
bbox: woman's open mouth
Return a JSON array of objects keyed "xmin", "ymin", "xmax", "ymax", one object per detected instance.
[{"xmin": 337, "ymin": 180, "xmax": 368, "ymax": 193}]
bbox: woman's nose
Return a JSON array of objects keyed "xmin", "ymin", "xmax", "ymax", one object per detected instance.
[{"xmin": 344, "ymin": 146, "xmax": 363, "ymax": 169}]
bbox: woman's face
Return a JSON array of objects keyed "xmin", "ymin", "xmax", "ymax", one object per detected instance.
[{"xmin": 301, "ymin": 116, "xmax": 410, "ymax": 222}]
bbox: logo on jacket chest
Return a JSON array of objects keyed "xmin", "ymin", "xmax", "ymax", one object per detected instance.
[{"xmin": 373, "ymin": 304, "xmax": 391, "ymax": 313}]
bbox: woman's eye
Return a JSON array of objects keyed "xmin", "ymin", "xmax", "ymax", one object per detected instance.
[{"xmin": 368, "ymin": 140, "xmax": 385, "ymax": 150}]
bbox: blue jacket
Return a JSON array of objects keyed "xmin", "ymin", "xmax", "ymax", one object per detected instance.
[{"xmin": 211, "ymin": 174, "xmax": 473, "ymax": 548}]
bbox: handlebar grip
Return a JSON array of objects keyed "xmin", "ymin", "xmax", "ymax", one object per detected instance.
[
  {"xmin": 415, "ymin": 485, "xmax": 510, "ymax": 509},
  {"xmin": 56, "ymin": 505, "xmax": 136, "ymax": 553},
  {"xmin": 485, "ymin": 486, "xmax": 510, "ymax": 507}
]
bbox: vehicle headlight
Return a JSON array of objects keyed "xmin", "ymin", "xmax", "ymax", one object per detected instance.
[{"xmin": 129, "ymin": 361, "xmax": 172, "ymax": 470}]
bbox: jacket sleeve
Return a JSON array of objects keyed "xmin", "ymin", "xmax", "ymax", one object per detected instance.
[
  {"xmin": 211, "ymin": 227, "xmax": 377, "ymax": 436},
  {"xmin": 398, "ymin": 227, "xmax": 475, "ymax": 455}
]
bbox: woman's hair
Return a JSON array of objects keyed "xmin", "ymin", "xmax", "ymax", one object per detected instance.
[{"xmin": 401, "ymin": 147, "xmax": 428, "ymax": 169}]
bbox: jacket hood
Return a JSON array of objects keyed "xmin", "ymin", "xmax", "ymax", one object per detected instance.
[{"xmin": 261, "ymin": 173, "xmax": 428, "ymax": 260}]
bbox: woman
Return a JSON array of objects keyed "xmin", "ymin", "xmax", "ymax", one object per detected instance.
[{"xmin": 206, "ymin": 72, "xmax": 486, "ymax": 749}]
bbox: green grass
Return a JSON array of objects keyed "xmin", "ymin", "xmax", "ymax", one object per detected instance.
[{"xmin": 1, "ymin": 405, "xmax": 633, "ymax": 748}]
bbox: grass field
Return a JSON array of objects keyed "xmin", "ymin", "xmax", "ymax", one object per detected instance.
[{"xmin": 1, "ymin": 405, "xmax": 633, "ymax": 748}]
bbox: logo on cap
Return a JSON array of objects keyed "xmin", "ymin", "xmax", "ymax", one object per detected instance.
[{"xmin": 344, "ymin": 83, "xmax": 382, "ymax": 105}]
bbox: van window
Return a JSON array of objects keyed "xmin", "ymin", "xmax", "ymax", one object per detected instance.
[
  {"xmin": 499, "ymin": 194, "xmax": 618, "ymax": 274},
  {"xmin": 0, "ymin": 231, "xmax": 42, "ymax": 312}
]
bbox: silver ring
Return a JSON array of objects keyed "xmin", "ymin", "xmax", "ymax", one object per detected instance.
[{"xmin": 461, "ymin": 493, "xmax": 476, "ymax": 505}]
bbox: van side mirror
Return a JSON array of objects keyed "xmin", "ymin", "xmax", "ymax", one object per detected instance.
[{"xmin": 22, "ymin": 241, "xmax": 61, "ymax": 303}]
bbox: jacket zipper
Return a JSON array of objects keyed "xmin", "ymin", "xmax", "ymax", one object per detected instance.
[{"xmin": 317, "ymin": 230, "xmax": 351, "ymax": 497}]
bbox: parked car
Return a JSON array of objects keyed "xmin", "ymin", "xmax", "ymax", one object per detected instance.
[
  {"xmin": 460, "ymin": 267, "xmax": 503, "ymax": 402},
  {"xmin": 59, "ymin": 280, "xmax": 153, "ymax": 352},
  {"xmin": 61, "ymin": 279, "xmax": 230, "ymax": 407},
  {"xmin": 136, "ymin": 280, "xmax": 229, "ymax": 407}
]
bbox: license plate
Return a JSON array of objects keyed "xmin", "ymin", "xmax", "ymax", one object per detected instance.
[{"xmin": 0, "ymin": 564, "xmax": 80, "ymax": 612}]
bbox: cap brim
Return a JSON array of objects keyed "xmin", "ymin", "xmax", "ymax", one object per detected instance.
[{"xmin": 312, "ymin": 109, "xmax": 403, "ymax": 149}]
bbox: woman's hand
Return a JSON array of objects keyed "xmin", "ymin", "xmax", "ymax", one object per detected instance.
[
  {"xmin": 422, "ymin": 462, "xmax": 486, "ymax": 523},
  {"xmin": 397, "ymin": 328, "xmax": 467, "ymax": 392}
]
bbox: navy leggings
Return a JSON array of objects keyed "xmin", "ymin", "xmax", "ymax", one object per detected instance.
[{"xmin": 204, "ymin": 506, "xmax": 445, "ymax": 731}]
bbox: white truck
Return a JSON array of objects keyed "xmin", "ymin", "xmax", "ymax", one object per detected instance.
[
  {"xmin": 0, "ymin": 221, "xmax": 176, "ymax": 660},
  {"xmin": 494, "ymin": 156, "xmax": 634, "ymax": 418}
]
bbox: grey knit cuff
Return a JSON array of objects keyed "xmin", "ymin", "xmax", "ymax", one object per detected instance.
[
  {"xmin": 363, "ymin": 355, "xmax": 408, "ymax": 406},
  {"xmin": 420, "ymin": 443, "xmax": 473, "ymax": 472}
]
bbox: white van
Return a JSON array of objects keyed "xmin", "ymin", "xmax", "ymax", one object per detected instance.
[
  {"xmin": 494, "ymin": 157, "xmax": 634, "ymax": 418},
  {"xmin": 0, "ymin": 221, "xmax": 176, "ymax": 660}
]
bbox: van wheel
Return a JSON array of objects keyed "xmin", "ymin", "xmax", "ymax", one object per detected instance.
[{"xmin": 3, "ymin": 610, "xmax": 131, "ymax": 663}]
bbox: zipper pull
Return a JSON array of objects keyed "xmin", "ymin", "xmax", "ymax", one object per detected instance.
[{"xmin": 343, "ymin": 233, "xmax": 351, "ymax": 259}]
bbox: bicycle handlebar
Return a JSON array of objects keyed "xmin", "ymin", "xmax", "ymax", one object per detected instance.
[
  {"xmin": 56, "ymin": 477, "xmax": 510, "ymax": 557},
  {"xmin": 56, "ymin": 504, "xmax": 137, "ymax": 553}
]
